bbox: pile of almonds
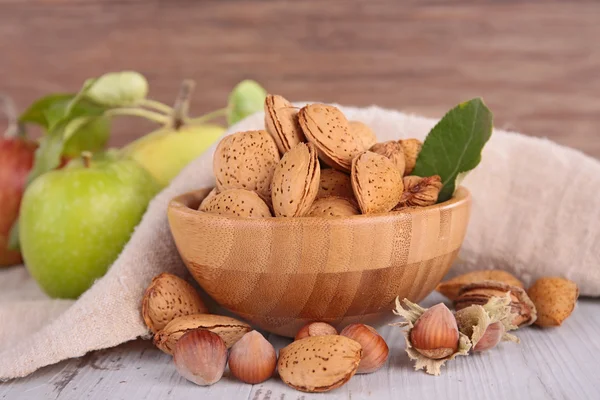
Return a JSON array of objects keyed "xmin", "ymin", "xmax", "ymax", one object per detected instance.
[
  {"xmin": 390, "ymin": 270, "xmax": 579, "ymax": 375},
  {"xmin": 199, "ymin": 94, "xmax": 443, "ymax": 219},
  {"xmin": 141, "ymin": 273, "xmax": 389, "ymax": 392}
]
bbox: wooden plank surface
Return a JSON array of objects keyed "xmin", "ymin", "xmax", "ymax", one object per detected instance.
[
  {"xmin": 1, "ymin": 1, "xmax": 599, "ymax": 158},
  {"xmin": 1, "ymin": 293, "xmax": 599, "ymax": 400}
]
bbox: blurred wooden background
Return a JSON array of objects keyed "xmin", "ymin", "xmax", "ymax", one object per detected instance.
[{"xmin": 1, "ymin": 0, "xmax": 599, "ymax": 158}]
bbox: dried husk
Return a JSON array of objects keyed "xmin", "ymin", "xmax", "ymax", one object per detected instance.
[{"xmin": 455, "ymin": 293, "xmax": 520, "ymax": 351}]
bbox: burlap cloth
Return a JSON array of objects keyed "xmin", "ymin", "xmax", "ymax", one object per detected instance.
[{"xmin": 1, "ymin": 105, "xmax": 599, "ymax": 381}]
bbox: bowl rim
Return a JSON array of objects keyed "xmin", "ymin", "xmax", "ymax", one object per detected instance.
[{"xmin": 168, "ymin": 186, "xmax": 471, "ymax": 224}]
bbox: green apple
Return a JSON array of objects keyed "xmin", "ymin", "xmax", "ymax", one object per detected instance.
[
  {"xmin": 19, "ymin": 156, "xmax": 159, "ymax": 299},
  {"xmin": 121, "ymin": 123, "xmax": 225, "ymax": 187}
]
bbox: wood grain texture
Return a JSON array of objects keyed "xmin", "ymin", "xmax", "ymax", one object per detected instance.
[
  {"xmin": 2, "ymin": 293, "xmax": 599, "ymax": 400},
  {"xmin": 168, "ymin": 187, "xmax": 471, "ymax": 337},
  {"xmin": 1, "ymin": 1, "xmax": 599, "ymax": 158}
]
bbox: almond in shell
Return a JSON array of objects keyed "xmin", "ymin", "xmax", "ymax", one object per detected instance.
[
  {"xmin": 271, "ymin": 142, "xmax": 320, "ymax": 217},
  {"xmin": 213, "ymin": 130, "xmax": 280, "ymax": 199},
  {"xmin": 436, "ymin": 270, "xmax": 524, "ymax": 301},
  {"xmin": 199, "ymin": 188, "xmax": 272, "ymax": 218},
  {"xmin": 527, "ymin": 277, "xmax": 579, "ymax": 327},
  {"xmin": 264, "ymin": 94, "xmax": 306, "ymax": 154},
  {"xmin": 351, "ymin": 151, "xmax": 404, "ymax": 214},
  {"xmin": 198, "ymin": 187, "xmax": 219, "ymax": 211},
  {"xmin": 142, "ymin": 273, "xmax": 208, "ymax": 334},
  {"xmin": 369, "ymin": 141, "xmax": 406, "ymax": 176},
  {"xmin": 396, "ymin": 175, "xmax": 442, "ymax": 208},
  {"xmin": 349, "ymin": 121, "xmax": 377, "ymax": 150},
  {"xmin": 306, "ymin": 196, "xmax": 360, "ymax": 217},
  {"xmin": 316, "ymin": 169, "xmax": 354, "ymax": 200},
  {"xmin": 278, "ymin": 335, "xmax": 362, "ymax": 393},
  {"xmin": 298, "ymin": 104, "xmax": 363, "ymax": 172},
  {"xmin": 399, "ymin": 139, "xmax": 423, "ymax": 175},
  {"xmin": 154, "ymin": 314, "xmax": 251, "ymax": 354}
]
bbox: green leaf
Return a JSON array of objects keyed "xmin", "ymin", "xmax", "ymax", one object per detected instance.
[
  {"xmin": 63, "ymin": 116, "xmax": 111, "ymax": 157},
  {"xmin": 412, "ymin": 98, "xmax": 493, "ymax": 203},
  {"xmin": 19, "ymin": 94, "xmax": 74, "ymax": 126},
  {"xmin": 227, "ymin": 79, "xmax": 267, "ymax": 126},
  {"xmin": 85, "ymin": 71, "xmax": 149, "ymax": 107}
]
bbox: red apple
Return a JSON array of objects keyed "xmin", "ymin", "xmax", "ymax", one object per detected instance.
[{"xmin": 0, "ymin": 136, "xmax": 37, "ymax": 266}]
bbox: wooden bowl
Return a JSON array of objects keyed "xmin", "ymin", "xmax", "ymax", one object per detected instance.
[{"xmin": 168, "ymin": 187, "xmax": 471, "ymax": 337}]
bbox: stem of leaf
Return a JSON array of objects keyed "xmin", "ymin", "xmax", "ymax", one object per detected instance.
[
  {"xmin": 186, "ymin": 108, "xmax": 228, "ymax": 125},
  {"xmin": 138, "ymin": 99, "xmax": 174, "ymax": 115},
  {"xmin": 105, "ymin": 108, "xmax": 170, "ymax": 125}
]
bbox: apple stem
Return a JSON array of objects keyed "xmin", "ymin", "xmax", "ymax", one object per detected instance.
[
  {"xmin": 171, "ymin": 79, "xmax": 195, "ymax": 130},
  {"xmin": 186, "ymin": 108, "xmax": 228, "ymax": 125},
  {"xmin": 1, "ymin": 93, "xmax": 26, "ymax": 139},
  {"xmin": 81, "ymin": 151, "xmax": 92, "ymax": 168}
]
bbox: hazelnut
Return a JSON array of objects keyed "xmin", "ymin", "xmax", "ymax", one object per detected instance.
[
  {"xmin": 295, "ymin": 322, "xmax": 337, "ymax": 340},
  {"xmin": 473, "ymin": 321, "xmax": 505, "ymax": 352},
  {"xmin": 173, "ymin": 329, "xmax": 227, "ymax": 386},
  {"xmin": 409, "ymin": 303, "xmax": 459, "ymax": 359},
  {"xmin": 229, "ymin": 330, "xmax": 277, "ymax": 384},
  {"xmin": 392, "ymin": 298, "xmax": 471, "ymax": 376},
  {"xmin": 340, "ymin": 324, "xmax": 389, "ymax": 373}
]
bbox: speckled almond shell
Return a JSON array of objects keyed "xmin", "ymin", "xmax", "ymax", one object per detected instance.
[
  {"xmin": 271, "ymin": 142, "xmax": 321, "ymax": 217},
  {"xmin": 153, "ymin": 314, "xmax": 251, "ymax": 354},
  {"xmin": 351, "ymin": 151, "xmax": 404, "ymax": 214},
  {"xmin": 349, "ymin": 121, "xmax": 377, "ymax": 150},
  {"xmin": 264, "ymin": 94, "xmax": 306, "ymax": 154},
  {"xmin": 306, "ymin": 196, "xmax": 360, "ymax": 217},
  {"xmin": 213, "ymin": 130, "xmax": 280, "ymax": 199},
  {"xmin": 278, "ymin": 335, "xmax": 362, "ymax": 393},
  {"xmin": 199, "ymin": 189, "xmax": 272, "ymax": 218},
  {"xmin": 197, "ymin": 187, "xmax": 219, "ymax": 211},
  {"xmin": 298, "ymin": 104, "xmax": 363, "ymax": 172},
  {"xmin": 456, "ymin": 281, "xmax": 537, "ymax": 326},
  {"xmin": 316, "ymin": 169, "xmax": 354, "ymax": 200},
  {"xmin": 436, "ymin": 269, "xmax": 524, "ymax": 301},
  {"xmin": 369, "ymin": 141, "xmax": 406, "ymax": 176},
  {"xmin": 527, "ymin": 277, "xmax": 579, "ymax": 327},
  {"xmin": 141, "ymin": 273, "xmax": 208, "ymax": 334},
  {"xmin": 399, "ymin": 138, "xmax": 423, "ymax": 176}
]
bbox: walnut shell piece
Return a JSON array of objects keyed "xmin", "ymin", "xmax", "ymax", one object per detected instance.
[
  {"xmin": 271, "ymin": 142, "xmax": 321, "ymax": 217},
  {"xmin": 399, "ymin": 138, "xmax": 423, "ymax": 175},
  {"xmin": 278, "ymin": 335, "xmax": 362, "ymax": 393},
  {"xmin": 395, "ymin": 175, "xmax": 442, "ymax": 209},
  {"xmin": 455, "ymin": 281, "xmax": 537, "ymax": 327},
  {"xmin": 306, "ymin": 196, "xmax": 360, "ymax": 217},
  {"xmin": 213, "ymin": 130, "xmax": 280, "ymax": 199},
  {"xmin": 351, "ymin": 151, "xmax": 404, "ymax": 214},
  {"xmin": 369, "ymin": 141, "xmax": 406, "ymax": 176},
  {"xmin": 264, "ymin": 94, "xmax": 306, "ymax": 154},
  {"xmin": 298, "ymin": 104, "xmax": 364, "ymax": 172},
  {"xmin": 349, "ymin": 121, "xmax": 377, "ymax": 150},
  {"xmin": 436, "ymin": 270, "xmax": 524, "ymax": 301},
  {"xmin": 527, "ymin": 277, "xmax": 579, "ymax": 327},
  {"xmin": 141, "ymin": 273, "xmax": 208, "ymax": 334},
  {"xmin": 199, "ymin": 189, "xmax": 272, "ymax": 218}
]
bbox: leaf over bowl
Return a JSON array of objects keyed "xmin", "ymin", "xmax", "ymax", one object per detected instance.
[{"xmin": 412, "ymin": 98, "xmax": 493, "ymax": 203}]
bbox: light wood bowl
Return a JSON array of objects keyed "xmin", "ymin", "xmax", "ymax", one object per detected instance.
[{"xmin": 168, "ymin": 187, "xmax": 471, "ymax": 337}]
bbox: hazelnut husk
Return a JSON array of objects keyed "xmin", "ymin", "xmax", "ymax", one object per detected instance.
[
  {"xmin": 455, "ymin": 281, "xmax": 537, "ymax": 326},
  {"xmin": 455, "ymin": 293, "xmax": 520, "ymax": 352},
  {"xmin": 391, "ymin": 298, "xmax": 471, "ymax": 376}
]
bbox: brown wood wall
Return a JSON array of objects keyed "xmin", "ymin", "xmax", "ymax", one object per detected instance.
[{"xmin": 1, "ymin": 0, "xmax": 599, "ymax": 158}]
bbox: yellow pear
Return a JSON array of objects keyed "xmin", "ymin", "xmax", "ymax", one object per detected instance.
[{"xmin": 122, "ymin": 123, "xmax": 225, "ymax": 188}]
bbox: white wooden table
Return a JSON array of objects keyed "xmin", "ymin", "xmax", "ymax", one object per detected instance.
[{"xmin": 2, "ymin": 293, "xmax": 599, "ymax": 400}]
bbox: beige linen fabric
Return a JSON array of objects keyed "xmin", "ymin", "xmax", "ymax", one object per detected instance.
[{"xmin": 1, "ymin": 105, "xmax": 599, "ymax": 380}]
